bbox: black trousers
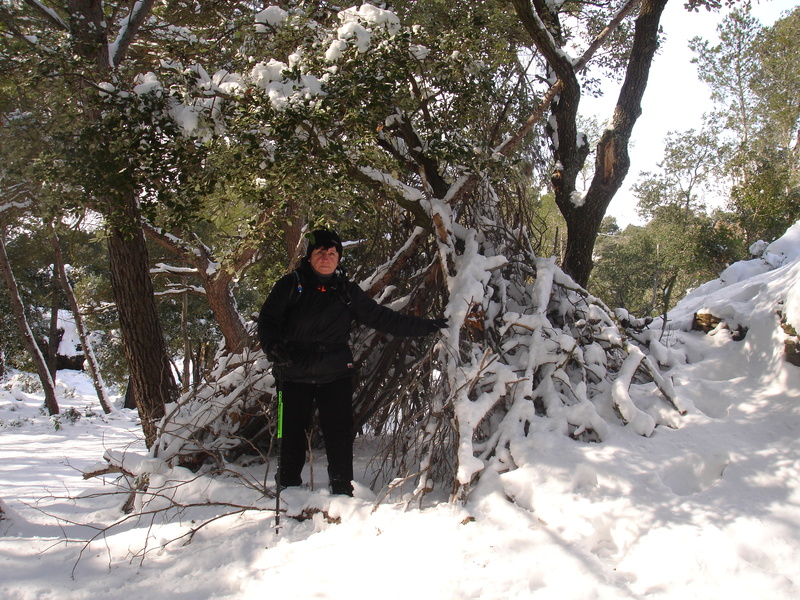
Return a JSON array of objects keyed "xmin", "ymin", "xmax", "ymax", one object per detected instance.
[{"xmin": 278, "ymin": 377, "xmax": 354, "ymax": 495}]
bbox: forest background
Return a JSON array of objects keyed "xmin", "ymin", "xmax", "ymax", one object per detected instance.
[{"xmin": 0, "ymin": 0, "xmax": 798, "ymax": 496}]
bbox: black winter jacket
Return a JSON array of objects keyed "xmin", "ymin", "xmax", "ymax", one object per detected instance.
[{"xmin": 258, "ymin": 260, "xmax": 432, "ymax": 383}]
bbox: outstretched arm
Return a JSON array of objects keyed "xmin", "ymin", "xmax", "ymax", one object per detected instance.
[{"xmin": 349, "ymin": 284, "xmax": 446, "ymax": 337}]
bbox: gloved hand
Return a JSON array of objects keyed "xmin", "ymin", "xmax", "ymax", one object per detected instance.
[
  {"xmin": 266, "ymin": 340, "xmax": 293, "ymax": 367},
  {"xmin": 425, "ymin": 317, "xmax": 448, "ymax": 333}
]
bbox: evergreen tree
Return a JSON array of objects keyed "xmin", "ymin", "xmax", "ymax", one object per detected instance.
[
  {"xmin": 691, "ymin": 6, "xmax": 800, "ymax": 244},
  {"xmin": 0, "ymin": 1, "xmax": 267, "ymax": 445}
]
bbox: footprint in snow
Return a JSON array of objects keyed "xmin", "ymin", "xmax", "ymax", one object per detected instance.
[{"xmin": 659, "ymin": 451, "xmax": 730, "ymax": 496}]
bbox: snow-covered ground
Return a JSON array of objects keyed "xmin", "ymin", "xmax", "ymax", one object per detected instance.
[{"xmin": 2, "ymin": 224, "xmax": 800, "ymax": 599}]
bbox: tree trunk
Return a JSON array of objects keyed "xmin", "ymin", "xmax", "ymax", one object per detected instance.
[
  {"xmin": 192, "ymin": 339, "xmax": 212, "ymax": 385},
  {"xmin": 107, "ymin": 193, "xmax": 177, "ymax": 447},
  {"xmin": 511, "ymin": 0, "xmax": 668, "ymax": 287},
  {"xmin": 50, "ymin": 229, "xmax": 113, "ymax": 414},
  {"xmin": 181, "ymin": 283, "xmax": 191, "ymax": 392},
  {"xmin": 283, "ymin": 195, "xmax": 306, "ymax": 270},
  {"xmin": 47, "ymin": 267, "xmax": 60, "ymax": 381},
  {"xmin": 0, "ymin": 233, "xmax": 59, "ymax": 415},
  {"xmin": 205, "ymin": 281, "xmax": 250, "ymax": 353},
  {"xmin": 558, "ymin": 0, "xmax": 669, "ymax": 286}
]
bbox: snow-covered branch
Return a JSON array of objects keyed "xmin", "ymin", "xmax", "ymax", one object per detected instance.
[
  {"xmin": 109, "ymin": 0, "xmax": 156, "ymax": 68},
  {"xmin": 21, "ymin": 0, "xmax": 67, "ymax": 30}
]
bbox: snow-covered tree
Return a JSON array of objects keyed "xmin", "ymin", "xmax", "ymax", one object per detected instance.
[
  {"xmin": 107, "ymin": 4, "xmax": 690, "ymax": 507},
  {"xmin": 0, "ymin": 0, "xmax": 189, "ymax": 445}
]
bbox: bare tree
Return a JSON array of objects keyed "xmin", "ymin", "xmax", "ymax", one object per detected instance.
[{"xmin": 0, "ymin": 229, "xmax": 59, "ymax": 415}]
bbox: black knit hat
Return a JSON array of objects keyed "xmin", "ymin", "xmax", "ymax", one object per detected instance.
[{"xmin": 305, "ymin": 229, "xmax": 343, "ymax": 259}]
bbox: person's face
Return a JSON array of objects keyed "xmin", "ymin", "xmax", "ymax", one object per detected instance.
[{"xmin": 310, "ymin": 246, "xmax": 340, "ymax": 275}]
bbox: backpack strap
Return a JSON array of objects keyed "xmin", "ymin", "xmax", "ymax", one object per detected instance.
[
  {"xmin": 334, "ymin": 280, "xmax": 352, "ymax": 309},
  {"xmin": 288, "ymin": 270, "xmax": 303, "ymax": 307}
]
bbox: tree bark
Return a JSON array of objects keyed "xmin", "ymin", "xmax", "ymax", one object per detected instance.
[
  {"xmin": 64, "ymin": 0, "xmax": 111, "ymax": 72},
  {"xmin": 181, "ymin": 282, "xmax": 191, "ymax": 392},
  {"xmin": 107, "ymin": 192, "xmax": 177, "ymax": 447},
  {"xmin": 0, "ymin": 232, "xmax": 59, "ymax": 415},
  {"xmin": 283, "ymin": 195, "xmax": 306, "ymax": 271},
  {"xmin": 206, "ymin": 283, "xmax": 251, "ymax": 354},
  {"xmin": 50, "ymin": 229, "xmax": 113, "ymax": 414}
]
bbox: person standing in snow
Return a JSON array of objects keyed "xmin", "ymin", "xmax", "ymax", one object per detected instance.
[{"xmin": 257, "ymin": 229, "xmax": 447, "ymax": 496}]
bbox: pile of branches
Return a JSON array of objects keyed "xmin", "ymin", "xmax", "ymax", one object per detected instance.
[
  {"xmin": 95, "ymin": 185, "xmax": 687, "ymax": 513},
  {"xmin": 358, "ymin": 193, "xmax": 686, "ymax": 505}
]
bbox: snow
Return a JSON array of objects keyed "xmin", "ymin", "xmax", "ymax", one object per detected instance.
[
  {"xmin": 671, "ymin": 227, "xmax": 800, "ymax": 338},
  {"xmin": 409, "ymin": 44, "xmax": 431, "ymax": 60},
  {"xmin": 570, "ymin": 189, "xmax": 587, "ymax": 208},
  {"xmin": 340, "ymin": 4, "xmax": 402, "ymax": 35},
  {"xmin": 169, "ymin": 103, "xmax": 202, "ymax": 134},
  {"xmin": 255, "ymin": 6, "xmax": 288, "ymax": 28},
  {"xmin": 247, "ymin": 59, "xmax": 326, "ymax": 111},
  {"xmin": 325, "ymin": 39, "xmax": 348, "ymax": 63},
  {"xmin": 54, "ymin": 310, "xmax": 82, "ymax": 358},
  {"xmin": 133, "ymin": 71, "xmax": 161, "ymax": 96},
  {"xmin": 334, "ymin": 4, "xmax": 402, "ymax": 53},
  {"xmin": 763, "ymin": 220, "xmax": 800, "ymax": 264},
  {"xmin": 3, "ymin": 224, "xmax": 800, "ymax": 598},
  {"xmin": 337, "ymin": 21, "xmax": 374, "ymax": 53}
]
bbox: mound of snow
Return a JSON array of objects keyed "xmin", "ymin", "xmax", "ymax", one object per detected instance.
[{"xmin": 669, "ymin": 221, "xmax": 800, "ymax": 336}]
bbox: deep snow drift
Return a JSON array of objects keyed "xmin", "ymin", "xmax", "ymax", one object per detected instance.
[{"xmin": 2, "ymin": 223, "xmax": 800, "ymax": 599}]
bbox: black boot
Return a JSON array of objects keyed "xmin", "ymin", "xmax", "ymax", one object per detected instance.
[{"xmin": 330, "ymin": 480, "xmax": 354, "ymax": 496}]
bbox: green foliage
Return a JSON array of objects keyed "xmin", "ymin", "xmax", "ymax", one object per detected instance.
[
  {"xmin": 690, "ymin": 6, "xmax": 800, "ymax": 244},
  {"xmin": 728, "ymin": 146, "xmax": 800, "ymax": 244},
  {"xmin": 524, "ymin": 191, "xmax": 567, "ymax": 259},
  {"xmin": 694, "ymin": 209, "xmax": 746, "ymax": 269},
  {"xmin": 753, "ymin": 9, "xmax": 800, "ymax": 150},
  {"xmin": 604, "ymin": 3, "xmax": 800, "ymax": 318},
  {"xmin": 633, "ymin": 126, "xmax": 725, "ymax": 221},
  {"xmin": 590, "ymin": 207, "xmax": 742, "ymax": 318},
  {"xmin": 43, "ymin": 88, "xmax": 210, "ymax": 231},
  {"xmin": 690, "ymin": 8, "xmax": 762, "ymax": 144},
  {"xmin": 591, "ymin": 222, "xmax": 659, "ymax": 315}
]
